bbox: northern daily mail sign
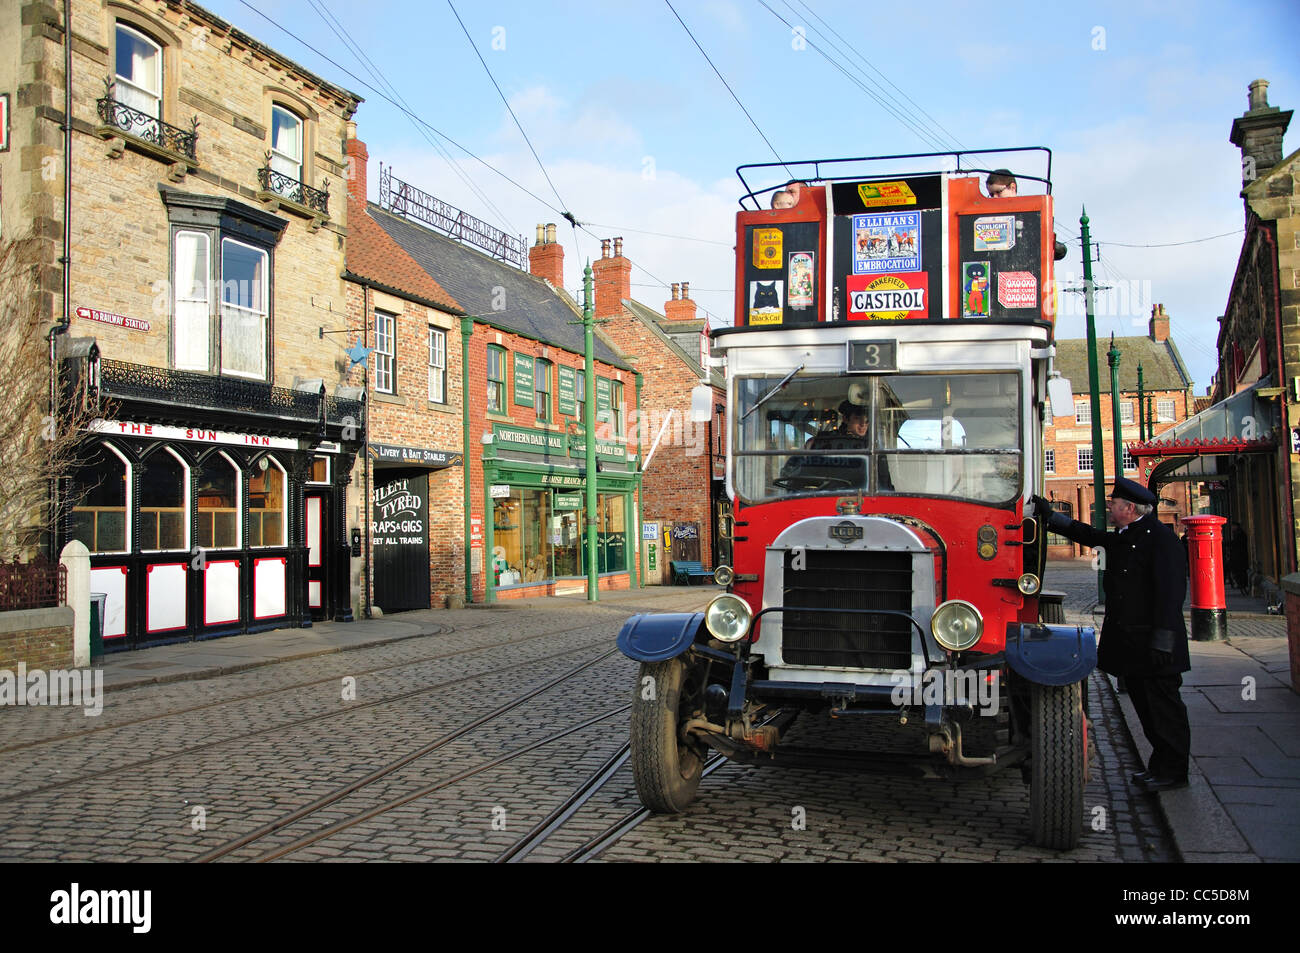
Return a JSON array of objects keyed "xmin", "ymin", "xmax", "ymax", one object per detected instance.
[{"xmin": 91, "ymin": 420, "xmax": 297, "ymax": 449}]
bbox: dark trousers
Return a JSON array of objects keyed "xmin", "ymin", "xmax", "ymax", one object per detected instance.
[{"xmin": 1125, "ymin": 674, "xmax": 1191, "ymax": 779}]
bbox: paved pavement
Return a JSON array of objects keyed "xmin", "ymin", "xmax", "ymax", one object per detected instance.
[
  {"xmin": 87, "ymin": 570, "xmax": 1300, "ymax": 862},
  {"xmin": 1044, "ymin": 560, "xmax": 1300, "ymax": 863}
]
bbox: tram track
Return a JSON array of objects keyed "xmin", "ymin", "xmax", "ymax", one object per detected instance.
[
  {"xmin": 0, "ymin": 634, "xmax": 626, "ymax": 805},
  {"xmin": 193, "ymin": 647, "xmax": 624, "ymax": 863},
  {"xmin": 0, "ymin": 592, "xmax": 702, "ymax": 755}
]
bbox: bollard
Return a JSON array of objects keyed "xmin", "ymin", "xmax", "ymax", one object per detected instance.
[{"xmin": 1182, "ymin": 515, "xmax": 1227, "ymax": 641}]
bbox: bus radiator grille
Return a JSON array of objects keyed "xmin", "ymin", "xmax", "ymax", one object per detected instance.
[{"xmin": 781, "ymin": 549, "xmax": 913, "ymax": 669}]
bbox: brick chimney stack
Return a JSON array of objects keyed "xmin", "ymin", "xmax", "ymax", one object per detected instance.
[
  {"xmin": 1230, "ymin": 79, "xmax": 1293, "ymax": 192},
  {"xmin": 664, "ymin": 280, "xmax": 697, "ymax": 321},
  {"xmin": 592, "ymin": 236, "xmax": 631, "ymax": 319},
  {"xmin": 1149, "ymin": 303, "xmax": 1170, "ymax": 343},
  {"xmin": 528, "ymin": 221, "xmax": 565, "ymax": 288},
  {"xmin": 345, "ymin": 121, "xmax": 368, "ymax": 204}
]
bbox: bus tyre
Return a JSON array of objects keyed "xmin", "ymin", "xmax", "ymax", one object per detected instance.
[
  {"xmin": 1029, "ymin": 680, "xmax": 1085, "ymax": 850},
  {"xmin": 630, "ymin": 657, "xmax": 704, "ymax": 813}
]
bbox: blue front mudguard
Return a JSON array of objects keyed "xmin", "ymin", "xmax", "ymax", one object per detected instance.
[
  {"xmin": 617, "ymin": 612, "xmax": 706, "ymax": 663},
  {"xmin": 1005, "ymin": 623, "xmax": 1097, "ymax": 686}
]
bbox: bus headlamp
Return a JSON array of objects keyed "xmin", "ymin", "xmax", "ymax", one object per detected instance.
[
  {"xmin": 713, "ymin": 564, "xmax": 735, "ymax": 586},
  {"xmin": 1017, "ymin": 573, "xmax": 1041, "ymax": 595},
  {"xmin": 705, "ymin": 594, "xmax": 752, "ymax": 643},
  {"xmin": 930, "ymin": 600, "xmax": 983, "ymax": 652}
]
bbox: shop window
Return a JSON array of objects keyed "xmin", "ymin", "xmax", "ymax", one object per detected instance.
[
  {"xmin": 487, "ymin": 345, "xmax": 506, "ymax": 414},
  {"xmin": 139, "ymin": 448, "xmax": 188, "ymax": 552},
  {"xmin": 491, "ymin": 489, "xmax": 552, "ymax": 586},
  {"xmin": 375, "ymin": 310, "xmax": 395, "ymax": 394},
  {"xmin": 535, "ymin": 359, "xmax": 552, "ymax": 423},
  {"xmin": 196, "ymin": 453, "xmax": 240, "ymax": 549},
  {"xmin": 69, "ymin": 444, "xmax": 130, "ymax": 554},
  {"xmin": 248, "ymin": 459, "xmax": 285, "ymax": 547},
  {"xmin": 165, "ymin": 191, "xmax": 284, "ymax": 381},
  {"xmin": 428, "ymin": 327, "xmax": 446, "ymax": 403},
  {"xmin": 269, "ymin": 105, "xmax": 303, "ymax": 188},
  {"xmin": 113, "ymin": 23, "xmax": 162, "ymax": 128}
]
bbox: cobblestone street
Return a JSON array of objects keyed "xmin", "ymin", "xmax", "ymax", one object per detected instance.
[{"xmin": 0, "ymin": 581, "xmax": 1178, "ymax": 862}]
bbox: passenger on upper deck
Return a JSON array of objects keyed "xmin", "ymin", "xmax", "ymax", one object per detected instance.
[
  {"xmin": 986, "ymin": 168, "xmax": 1069, "ymax": 261},
  {"xmin": 771, "ymin": 190, "xmax": 795, "ymax": 209},
  {"xmin": 986, "ymin": 169, "xmax": 1017, "ymax": 198},
  {"xmin": 784, "ymin": 180, "xmax": 807, "ymax": 203}
]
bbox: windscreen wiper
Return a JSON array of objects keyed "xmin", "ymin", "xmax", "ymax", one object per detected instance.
[{"xmin": 740, "ymin": 363, "xmax": 805, "ymax": 422}]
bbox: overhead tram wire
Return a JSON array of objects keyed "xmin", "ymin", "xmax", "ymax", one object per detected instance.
[
  {"xmin": 780, "ymin": 0, "xmax": 963, "ymax": 153},
  {"xmin": 235, "ymin": 0, "xmax": 569, "ymax": 222},
  {"xmin": 307, "ymin": 0, "xmax": 518, "ymax": 233},
  {"xmin": 445, "ymin": 1, "xmax": 570, "ymax": 216},
  {"xmin": 664, "ymin": 0, "xmax": 793, "ymax": 180},
  {"xmin": 754, "ymin": 0, "xmax": 951, "ymax": 154}
]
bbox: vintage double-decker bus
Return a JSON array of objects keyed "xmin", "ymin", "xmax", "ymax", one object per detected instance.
[{"xmin": 618, "ymin": 149, "xmax": 1094, "ymax": 849}]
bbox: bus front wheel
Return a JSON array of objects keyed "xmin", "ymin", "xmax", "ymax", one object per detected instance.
[
  {"xmin": 1029, "ymin": 680, "xmax": 1085, "ymax": 850},
  {"xmin": 630, "ymin": 657, "xmax": 705, "ymax": 813}
]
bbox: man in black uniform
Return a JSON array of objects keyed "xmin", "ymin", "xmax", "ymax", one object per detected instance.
[{"xmin": 1032, "ymin": 478, "xmax": 1191, "ymax": 791}]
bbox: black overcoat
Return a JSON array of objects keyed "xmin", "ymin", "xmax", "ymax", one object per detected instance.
[{"xmin": 1047, "ymin": 512, "xmax": 1189, "ymax": 677}]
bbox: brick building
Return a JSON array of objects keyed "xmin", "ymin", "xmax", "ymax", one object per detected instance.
[
  {"xmin": 592, "ymin": 248, "xmax": 727, "ymax": 579},
  {"xmin": 1042, "ymin": 305, "xmax": 1195, "ymax": 557},
  {"xmin": 1, "ymin": 0, "xmax": 365, "ymax": 648},
  {"xmin": 346, "ymin": 144, "xmax": 641, "ymax": 602},
  {"xmin": 341, "ymin": 129, "xmax": 466, "ymax": 613}
]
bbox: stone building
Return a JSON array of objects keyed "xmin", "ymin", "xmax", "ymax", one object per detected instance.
[
  {"xmin": 592, "ymin": 251, "xmax": 727, "ymax": 579},
  {"xmin": 1180, "ymin": 78, "xmax": 1298, "ymax": 597},
  {"xmin": 345, "ymin": 143, "xmax": 641, "ymax": 602},
  {"xmin": 1042, "ymin": 305, "xmax": 1195, "ymax": 558},
  {"xmin": 0, "ymin": 0, "xmax": 365, "ymax": 648}
]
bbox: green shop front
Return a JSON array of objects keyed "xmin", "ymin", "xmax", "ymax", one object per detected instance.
[{"xmin": 482, "ymin": 423, "xmax": 638, "ymax": 600}]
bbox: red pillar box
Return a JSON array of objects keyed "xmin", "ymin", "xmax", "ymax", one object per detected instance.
[{"xmin": 1182, "ymin": 514, "xmax": 1227, "ymax": 641}]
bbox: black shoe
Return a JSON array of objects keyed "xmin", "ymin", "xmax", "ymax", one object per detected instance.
[
  {"xmin": 1139, "ymin": 775, "xmax": 1188, "ymax": 792},
  {"xmin": 1130, "ymin": 770, "xmax": 1153, "ymax": 785}
]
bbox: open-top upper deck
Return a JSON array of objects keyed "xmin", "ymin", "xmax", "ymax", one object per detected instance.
[{"xmin": 730, "ymin": 149, "xmax": 1058, "ymax": 332}]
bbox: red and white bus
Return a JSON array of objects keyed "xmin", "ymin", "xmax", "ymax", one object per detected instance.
[{"xmin": 618, "ymin": 149, "xmax": 1092, "ymax": 849}]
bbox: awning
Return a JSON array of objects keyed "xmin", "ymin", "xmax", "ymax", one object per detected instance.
[{"xmin": 1129, "ymin": 380, "xmax": 1278, "ymax": 489}]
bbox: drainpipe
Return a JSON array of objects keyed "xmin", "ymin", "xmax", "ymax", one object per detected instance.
[
  {"xmin": 47, "ymin": 0, "xmax": 74, "ymax": 557},
  {"xmin": 461, "ymin": 314, "xmax": 473, "ymax": 602},
  {"xmin": 362, "ymin": 286, "xmax": 372, "ymax": 619}
]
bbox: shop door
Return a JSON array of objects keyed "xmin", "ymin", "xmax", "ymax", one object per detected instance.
[
  {"xmin": 671, "ymin": 521, "xmax": 701, "ymax": 563},
  {"xmin": 304, "ymin": 491, "xmax": 331, "ymax": 620},
  {"xmin": 373, "ymin": 472, "xmax": 431, "ymax": 612}
]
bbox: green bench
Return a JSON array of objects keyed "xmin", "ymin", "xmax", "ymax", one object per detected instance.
[{"xmin": 671, "ymin": 560, "xmax": 713, "ymax": 585}]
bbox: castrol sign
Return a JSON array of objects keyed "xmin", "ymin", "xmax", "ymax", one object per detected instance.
[{"xmin": 846, "ymin": 272, "xmax": 928, "ymax": 320}]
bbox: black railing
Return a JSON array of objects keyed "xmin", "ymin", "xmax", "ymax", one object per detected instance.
[
  {"xmin": 97, "ymin": 92, "xmax": 198, "ymax": 162},
  {"xmin": 100, "ymin": 360, "xmax": 322, "ymax": 423},
  {"xmin": 258, "ymin": 162, "xmax": 330, "ymax": 215}
]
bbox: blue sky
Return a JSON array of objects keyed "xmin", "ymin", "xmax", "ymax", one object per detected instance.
[{"xmin": 206, "ymin": 0, "xmax": 1300, "ymax": 392}]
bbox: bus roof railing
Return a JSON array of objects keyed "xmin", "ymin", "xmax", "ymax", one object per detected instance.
[{"xmin": 736, "ymin": 147, "xmax": 1053, "ymax": 210}]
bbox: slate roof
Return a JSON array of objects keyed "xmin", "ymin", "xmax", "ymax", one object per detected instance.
[
  {"xmin": 621, "ymin": 299, "xmax": 725, "ymax": 388},
  {"xmin": 366, "ymin": 203, "xmax": 630, "ymax": 370},
  {"xmin": 345, "ymin": 197, "xmax": 462, "ymax": 313},
  {"xmin": 1054, "ymin": 335, "xmax": 1193, "ymax": 393}
]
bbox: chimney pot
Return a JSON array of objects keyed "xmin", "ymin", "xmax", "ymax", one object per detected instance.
[
  {"xmin": 535, "ymin": 224, "xmax": 545, "ymax": 245},
  {"xmin": 1248, "ymin": 79, "xmax": 1270, "ymax": 111},
  {"xmin": 671, "ymin": 283, "xmax": 680, "ymax": 300},
  {"xmin": 614, "ymin": 237, "xmax": 624, "ymax": 258},
  {"xmin": 681, "ymin": 281, "xmax": 690, "ymax": 299},
  {"xmin": 601, "ymin": 239, "xmax": 611, "ymax": 259},
  {"xmin": 546, "ymin": 223, "xmax": 557, "ymax": 244}
]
